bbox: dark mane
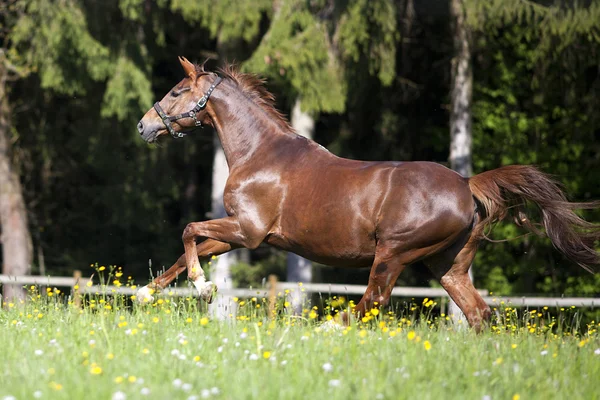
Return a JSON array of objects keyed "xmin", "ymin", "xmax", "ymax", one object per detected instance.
[{"xmin": 197, "ymin": 63, "xmax": 294, "ymax": 133}]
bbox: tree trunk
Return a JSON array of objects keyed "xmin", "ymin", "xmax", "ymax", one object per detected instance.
[
  {"xmin": 286, "ymin": 98, "xmax": 314, "ymax": 315},
  {"xmin": 208, "ymin": 134, "xmax": 239, "ymax": 319},
  {"xmin": 0, "ymin": 63, "xmax": 33, "ymax": 303},
  {"xmin": 448, "ymin": 0, "xmax": 473, "ymax": 324}
]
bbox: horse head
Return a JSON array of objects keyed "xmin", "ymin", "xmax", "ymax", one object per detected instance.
[{"xmin": 137, "ymin": 56, "xmax": 222, "ymax": 143}]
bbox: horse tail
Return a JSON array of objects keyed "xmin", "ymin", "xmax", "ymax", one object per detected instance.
[{"xmin": 468, "ymin": 165, "xmax": 600, "ymax": 273}]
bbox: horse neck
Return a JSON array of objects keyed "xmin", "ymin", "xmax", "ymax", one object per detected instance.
[{"xmin": 208, "ymin": 83, "xmax": 292, "ymax": 169}]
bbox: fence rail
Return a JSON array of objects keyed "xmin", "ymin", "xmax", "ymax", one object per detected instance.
[{"xmin": 1, "ymin": 273, "xmax": 598, "ymax": 308}]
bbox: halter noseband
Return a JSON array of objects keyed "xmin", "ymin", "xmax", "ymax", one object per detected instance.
[{"xmin": 153, "ymin": 75, "xmax": 223, "ymax": 138}]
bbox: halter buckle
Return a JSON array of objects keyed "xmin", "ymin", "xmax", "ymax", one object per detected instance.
[{"xmin": 197, "ymin": 96, "xmax": 208, "ymax": 109}]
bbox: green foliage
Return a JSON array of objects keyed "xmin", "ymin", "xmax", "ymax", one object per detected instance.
[
  {"xmin": 337, "ymin": 0, "xmax": 398, "ymax": 86},
  {"xmin": 101, "ymin": 55, "xmax": 153, "ymax": 121},
  {"xmin": 244, "ymin": 0, "xmax": 346, "ymax": 114},
  {"xmin": 9, "ymin": 0, "xmax": 111, "ymax": 94},
  {"xmin": 471, "ymin": 19, "xmax": 600, "ymax": 296},
  {"xmin": 465, "ymin": 0, "xmax": 600, "ymax": 67},
  {"xmin": 170, "ymin": 0, "xmax": 272, "ymax": 43},
  {"xmin": 8, "ymin": 0, "xmax": 155, "ymax": 122},
  {"xmin": 227, "ymin": 250, "xmax": 286, "ymax": 288}
]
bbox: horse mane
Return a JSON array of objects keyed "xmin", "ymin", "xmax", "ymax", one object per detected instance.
[{"xmin": 196, "ymin": 63, "xmax": 294, "ymax": 133}]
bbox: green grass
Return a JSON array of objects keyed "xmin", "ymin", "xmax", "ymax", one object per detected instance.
[{"xmin": 0, "ymin": 288, "xmax": 599, "ymax": 400}]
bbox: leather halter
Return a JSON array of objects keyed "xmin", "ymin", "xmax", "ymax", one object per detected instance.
[{"xmin": 153, "ymin": 75, "xmax": 223, "ymax": 138}]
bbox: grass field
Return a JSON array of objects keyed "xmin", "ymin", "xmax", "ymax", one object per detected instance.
[{"xmin": 1, "ymin": 278, "xmax": 599, "ymax": 400}]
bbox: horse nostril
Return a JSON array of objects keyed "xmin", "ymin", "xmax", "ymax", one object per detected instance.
[{"xmin": 137, "ymin": 121, "xmax": 144, "ymax": 135}]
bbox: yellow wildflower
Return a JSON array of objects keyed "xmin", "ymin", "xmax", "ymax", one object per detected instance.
[{"xmin": 90, "ymin": 366, "xmax": 102, "ymax": 375}]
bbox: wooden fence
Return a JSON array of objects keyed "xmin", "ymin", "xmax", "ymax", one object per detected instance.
[{"xmin": 1, "ymin": 272, "xmax": 599, "ymax": 309}]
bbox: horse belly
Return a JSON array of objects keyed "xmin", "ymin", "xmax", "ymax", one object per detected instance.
[{"xmin": 266, "ymin": 219, "xmax": 376, "ymax": 268}]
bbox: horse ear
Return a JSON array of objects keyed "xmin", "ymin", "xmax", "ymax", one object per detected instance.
[
  {"xmin": 199, "ymin": 58, "xmax": 211, "ymax": 72},
  {"xmin": 178, "ymin": 56, "xmax": 196, "ymax": 80}
]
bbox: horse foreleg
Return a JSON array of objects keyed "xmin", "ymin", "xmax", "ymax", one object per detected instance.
[
  {"xmin": 182, "ymin": 217, "xmax": 257, "ymax": 303},
  {"xmin": 136, "ymin": 239, "xmax": 235, "ymax": 303}
]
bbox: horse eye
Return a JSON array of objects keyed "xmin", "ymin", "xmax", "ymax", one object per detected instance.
[{"xmin": 171, "ymin": 87, "xmax": 191, "ymax": 97}]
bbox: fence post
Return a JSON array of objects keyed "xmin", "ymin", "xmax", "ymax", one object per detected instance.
[
  {"xmin": 72, "ymin": 270, "xmax": 82, "ymax": 307},
  {"xmin": 268, "ymin": 274, "xmax": 278, "ymax": 319}
]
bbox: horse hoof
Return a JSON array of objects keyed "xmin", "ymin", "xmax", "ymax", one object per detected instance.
[
  {"xmin": 200, "ymin": 281, "xmax": 218, "ymax": 304},
  {"xmin": 136, "ymin": 286, "xmax": 155, "ymax": 303}
]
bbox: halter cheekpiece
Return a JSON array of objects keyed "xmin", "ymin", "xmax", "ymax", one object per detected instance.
[{"xmin": 153, "ymin": 75, "xmax": 223, "ymax": 138}]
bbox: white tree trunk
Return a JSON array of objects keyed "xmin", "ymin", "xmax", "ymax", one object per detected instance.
[
  {"xmin": 208, "ymin": 134, "xmax": 241, "ymax": 319},
  {"xmin": 449, "ymin": 0, "xmax": 474, "ymax": 325},
  {"xmin": 0, "ymin": 64, "xmax": 33, "ymax": 303},
  {"xmin": 286, "ymin": 99, "xmax": 314, "ymax": 314}
]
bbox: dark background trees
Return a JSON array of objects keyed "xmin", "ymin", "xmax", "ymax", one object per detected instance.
[{"xmin": 1, "ymin": 0, "xmax": 599, "ymax": 300}]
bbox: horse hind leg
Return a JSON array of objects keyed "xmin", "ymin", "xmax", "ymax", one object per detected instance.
[
  {"xmin": 425, "ymin": 233, "xmax": 491, "ymax": 333},
  {"xmin": 350, "ymin": 247, "xmax": 407, "ymax": 319}
]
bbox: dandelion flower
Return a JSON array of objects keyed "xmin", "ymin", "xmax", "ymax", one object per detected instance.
[
  {"xmin": 423, "ymin": 340, "xmax": 431, "ymax": 351},
  {"xmin": 200, "ymin": 317, "xmax": 209, "ymax": 326},
  {"xmin": 407, "ymin": 331, "xmax": 416, "ymax": 341},
  {"xmin": 90, "ymin": 366, "xmax": 102, "ymax": 375}
]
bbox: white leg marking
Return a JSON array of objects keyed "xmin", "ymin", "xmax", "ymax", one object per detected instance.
[{"xmin": 136, "ymin": 285, "xmax": 155, "ymax": 303}]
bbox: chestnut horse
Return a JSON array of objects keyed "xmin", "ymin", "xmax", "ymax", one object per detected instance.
[{"xmin": 136, "ymin": 57, "xmax": 600, "ymax": 331}]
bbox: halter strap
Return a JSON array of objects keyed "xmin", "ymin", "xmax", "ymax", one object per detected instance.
[{"xmin": 153, "ymin": 75, "xmax": 223, "ymax": 138}]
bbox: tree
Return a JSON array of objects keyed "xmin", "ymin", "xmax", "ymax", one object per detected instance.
[
  {"xmin": 0, "ymin": 47, "xmax": 32, "ymax": 301},
  {"xmin": 286, "ymin": 99, "xmax": 315, "ymax": 314},
  {"xmin": 448, "ymin": 0, "xmax": 473, "ymax": 322}
]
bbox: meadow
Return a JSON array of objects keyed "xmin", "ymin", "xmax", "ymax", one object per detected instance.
[{"xmin": 1, "ymin": 270, "xmax": 599, "ymax": 400}]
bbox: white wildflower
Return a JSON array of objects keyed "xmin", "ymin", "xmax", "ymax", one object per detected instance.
[
  {"xmin": 328, "ymin": 379, "xmax": 341, "ymax": 387},
  {"xmin": 322, "ymin": 362, "xmax": 333, "ymax": 372},
  {"xmin": 112, "ymin": 391, "xmax": 127, "ymax": 400}
]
